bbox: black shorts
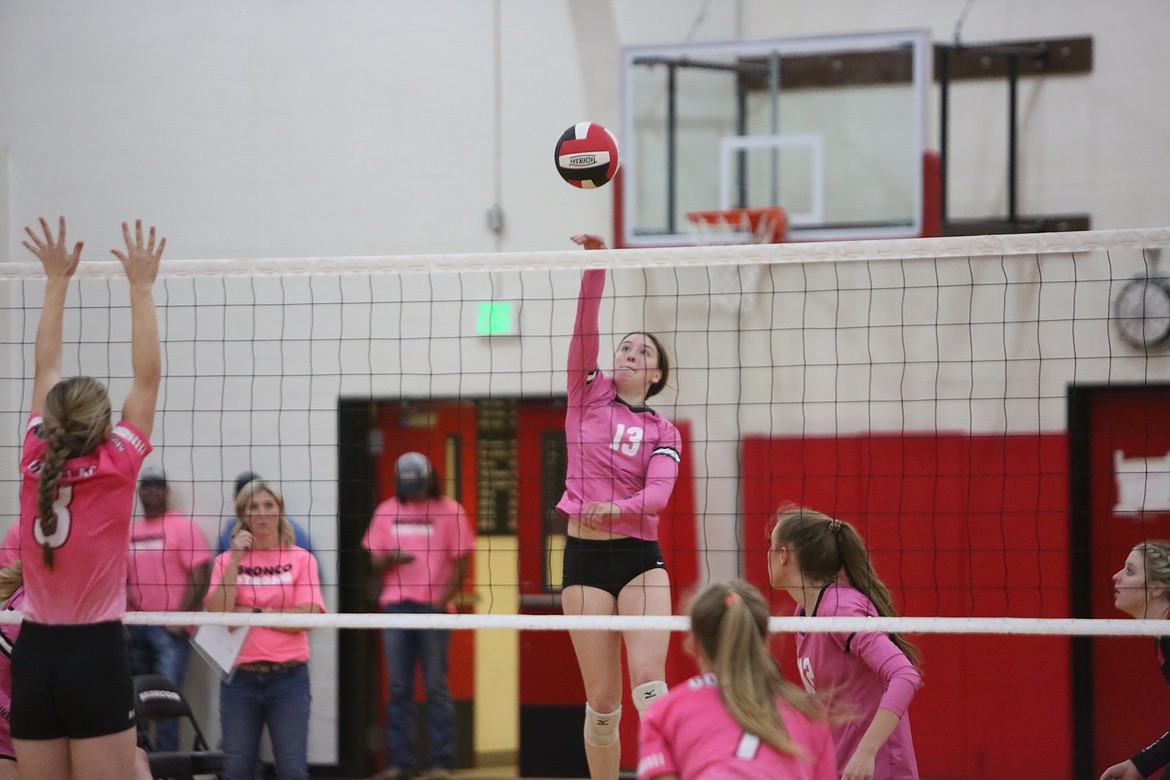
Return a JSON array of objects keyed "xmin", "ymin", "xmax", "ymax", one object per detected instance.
[
  {"xmin": 11, "ymin": 621, "xmax": 135, "ymax": 740},
  {"xmin": 561, "ymin": 536, "xmax": 667, "ymax": 599}
]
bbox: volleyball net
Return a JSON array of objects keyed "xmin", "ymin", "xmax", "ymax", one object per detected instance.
[{"xmin": 2, "ymin": 227, "xmax": 1170, "ymax": 640}]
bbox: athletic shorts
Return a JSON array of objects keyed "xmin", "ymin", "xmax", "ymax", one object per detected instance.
[
  {"xmin": 11, "ymin": 621, "xmax": 135, "ymax": 741},
  {"xmin": 561, "ymin": 536, "xmax": 667, "ymax": 599}
]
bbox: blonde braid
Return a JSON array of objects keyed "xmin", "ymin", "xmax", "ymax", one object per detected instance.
[
  {"xmin": 1138, "ymin": 541, "xmax": 1170, "ymax": 591},
  {"xmin": 37, "ymin": 376, "xmax": 113, "ymax": 569},
  {"xmin": 35, "ymin": 426, "xmax": 71, "ymax": 568}
]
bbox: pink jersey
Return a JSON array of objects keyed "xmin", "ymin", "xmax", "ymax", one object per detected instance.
[
  {"xmin": 128, "ymin": 510, "xmax": 212, "ymax": 611},
  {"xmin": 556, "ymin": 269, "xmax": 682, "ymax": 540},
  {"xmin": 0, "ymin": 524, "xmax": 19, "ymax": 569},
  {"xmin": 0, "ymin": 587, "xmax": 24, "ymax": 759},
  {"xmin": 362, "ymin": 496, "xmax": 475, "ymax": 608},
  {"xmin": 19, "ymin": 414, "xmax": 151, "ymax": 625},
  {"xmin": 795, "ymin": 584, "xmax": 921, "ymax": 780},
  {"xmin": 206, "ymin": 546, "xmax": 324, "ymax": 665},
  {"xmin": 638, "ymin": 673, "xmax": 836, "ymax": 780}
]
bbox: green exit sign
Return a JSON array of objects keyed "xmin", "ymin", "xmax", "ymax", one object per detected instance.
[{"xmin": 477, "ymin": 302, "xmax": 516, "ymax": 335}]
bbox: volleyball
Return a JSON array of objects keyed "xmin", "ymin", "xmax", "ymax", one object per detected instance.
[{"xmin": 554, "ymin": 122, "xmax": 620, "ymax": 189}]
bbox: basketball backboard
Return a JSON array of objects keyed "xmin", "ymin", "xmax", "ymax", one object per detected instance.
[{"xmin": 619, "ymin": 30, "xmax": 930, "ymax": 246}]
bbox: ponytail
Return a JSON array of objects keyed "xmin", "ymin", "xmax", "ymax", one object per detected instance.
[
  {"xmin": 772, "ymin": 507, "xmax": 922, "ymax": 672},
  {"xmin": 691, "ymin": 580, "xmax": 825, "ymax": 756}
]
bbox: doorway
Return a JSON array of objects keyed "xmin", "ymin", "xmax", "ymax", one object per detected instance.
[
  {"xmin": 1070, "ymin": 385, "xmax": 1170, "ymax": 777},
  {"xmin": 336, "ymin": 396, "xmax": 569, "ymax": 776}
]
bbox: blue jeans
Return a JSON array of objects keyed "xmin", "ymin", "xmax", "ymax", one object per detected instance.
[
  {"xmin": 219, "ymin": 663, "xmax": 311, "ymax": 780},
  {"xmin": 128, "ymin": 624, "xmax": 191, "ymax": 752},
  {"xmin": 382, "ymin": 602, "xmax": 455, "ymax": 774}
]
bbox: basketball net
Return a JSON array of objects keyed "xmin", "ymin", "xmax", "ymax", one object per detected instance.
[{"xmin": 686, "ymin": 207, "xmax": 787, "ymax": 245}]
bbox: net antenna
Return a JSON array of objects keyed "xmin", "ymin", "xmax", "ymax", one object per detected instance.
[{"xmin": 686, "ymin": 207, "xmax": 787, "ymax": 245}]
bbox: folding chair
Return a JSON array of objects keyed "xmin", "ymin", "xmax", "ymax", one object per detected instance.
[{"xmin": 133, "ymin": 673, "xmax": 225, "ymax": 780}]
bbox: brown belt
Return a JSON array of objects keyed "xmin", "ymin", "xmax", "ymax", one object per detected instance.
[{"xmin": 235, "ymin": 660, "xmax": 305, "ymax": 674}]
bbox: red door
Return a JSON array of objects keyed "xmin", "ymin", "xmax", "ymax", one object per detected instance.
[
  {"xmin": 373, "ymin": 401, "xmax": 479, "ymax": 769},
  {"xmin": 1086, "ymin": 388, "xmax": 1170, "ymax": 767}
]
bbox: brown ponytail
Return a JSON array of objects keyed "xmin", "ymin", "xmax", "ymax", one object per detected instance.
[{"xmin": 771, "ymin": 507, "xmax": 922, "ymax": 672}]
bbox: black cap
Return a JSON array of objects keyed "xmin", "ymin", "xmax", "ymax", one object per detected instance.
[
  {"xmin": 234, "ymin": 471, "xmax": 261, "ymax": 497},
  {"xmin": 139, "ymin": 468, "xmax": 167, "ymax": 486}
]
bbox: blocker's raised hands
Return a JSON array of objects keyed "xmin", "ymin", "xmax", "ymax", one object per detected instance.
[
  {"xmin": 23, "ymin": 216, "xmax": 83, "ymax": 279},
  {"xmin": 111, "ymin": 219, "xmax": 166, "ymax": 287}
]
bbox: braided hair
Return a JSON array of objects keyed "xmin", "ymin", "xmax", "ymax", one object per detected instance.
[
  {"xmin": 1135, "ymin": 540, "xmax": 1170, "ymax": 595},
  {"xmin": 36, "ymin": 377, "xmax": 111, "ymax": 568}
]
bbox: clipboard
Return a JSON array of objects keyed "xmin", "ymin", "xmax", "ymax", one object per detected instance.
[{"xmin": 190, "ymin": 623, "xmax": 250, "ymax": 680}]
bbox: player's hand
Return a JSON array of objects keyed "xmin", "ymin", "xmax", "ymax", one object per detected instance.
[
  {"xmin": 840, "ymin": 750, "xmax": 875, "ymax": 780},
  {"xmin": 165, "ymin": 624, "xmax": 186, "ymax": 637},
  {"xmin": 1099, "ymin": 760, "xmax": 1142, "ymax": 780},
  {"xmin": 570, "ymin": 234, "xmax": 607, "ymax": 251},
  {"xmin": 580, "ymin": 501, "xmax": 620, "ymax": 528},
  {"xmin": 23, "ymin": 216, "xmax": 83, "ymax": 279},
  {"xmin": 111, "ymin": 219, "xmax": 165, "ymax": 288}
]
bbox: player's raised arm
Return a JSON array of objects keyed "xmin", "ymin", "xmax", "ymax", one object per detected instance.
[
  {"xmin": 23, "ymin": 216, "xmax": 83, "ymax": 416},
  {"xmin": 111, "ymin": 219, "xmax": 165, "ymax": 440}
]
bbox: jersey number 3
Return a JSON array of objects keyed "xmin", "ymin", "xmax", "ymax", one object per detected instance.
[
  {"xmin": 609, "ymin": 424, "xmax": 643, "ymax": 456},
  {"xmin": 33, "ymin": 485, "xmax": 73, "ymax": 549}
]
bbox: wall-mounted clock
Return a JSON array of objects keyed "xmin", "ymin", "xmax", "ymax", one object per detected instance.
[{"xmin": 1114, "ymin": 276, "xmax": 1170, "ymax": 350}]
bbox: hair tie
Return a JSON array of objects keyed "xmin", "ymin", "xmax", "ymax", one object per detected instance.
[
  {"xmin": 828, "ymin": 518, "xmax": 843, "ymax": 534},
  {"xmin": 724, "ymin": 592, "xmax": 742, "ymax": 608}
]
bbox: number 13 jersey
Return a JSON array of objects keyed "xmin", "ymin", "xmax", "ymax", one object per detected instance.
[{"xmin": 556, "ymin": 269, "xmax": 682, "ymax": 541}]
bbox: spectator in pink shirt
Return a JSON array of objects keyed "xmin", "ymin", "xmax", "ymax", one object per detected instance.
[
  {"xmin": 205, "ymin": 478, "xmax": 324, "ymax": 780},
  {"xmin": 769, "ymin": 507, "xmax": 922, "ymax": 780},
  {"xmin": 638, "ymin": 579, "xmax": 835, "ymax": 780},
  {"xmin": 363, "ymin": 452, "xmax": 475, "ymax": 780},
  {"xmin": 0, "ymin": 562, "xmax": 25, "ymax": 780},
  {"xmin": 126, "ymin": 467, "xmax": 212, "ymax": 752},
  {"xmin": 13, "ymin": 217, "xmax": 165, "ymax": 780}
]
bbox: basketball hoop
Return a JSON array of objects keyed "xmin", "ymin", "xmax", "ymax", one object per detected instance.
[{"xmin": 686, "ymin": 207, "xmax": 787, "ymax": 245}]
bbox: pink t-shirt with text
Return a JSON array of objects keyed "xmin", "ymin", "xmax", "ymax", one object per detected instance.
[
  {"xmin": 0, "ymin": 586, "xmax": 25, "ymax": 759},
  {"xmin": 556, "ymin": 269, "xmax": 682, "ymax": 540},
  {"xmin": 206, "ymin": 546, "xmax": 324, "ymax": 665},
  {"xmin": 362, "ymin": 495, "xmax": 475, "ymax": 608},
  {"xmin": 128, "ymin": 510, "xmax": 212, "ymax": 611},
  {"xmin": 638, "ymin": 673, "xmax": 836, "ymax": 780},
  {"xmin": 20, "ymin": 414, "xmax": 151, "ymax": 625},
  {"xmin": 795, "ymin": 583, "xmax": 921, "ymax": 780}
]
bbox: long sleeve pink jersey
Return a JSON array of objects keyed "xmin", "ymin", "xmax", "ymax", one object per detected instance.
[
  {"xmin": 555, "ymin": 269, "xmax": 681, "ymax": 540},
  {"xmin": 795, "ymin": 583, "xmax": 921, "ymax": 780}
]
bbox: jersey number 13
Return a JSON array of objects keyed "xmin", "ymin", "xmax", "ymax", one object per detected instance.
[{"xmin": 609, "ymin": 424, "xmax": 644, "ymax": 457}]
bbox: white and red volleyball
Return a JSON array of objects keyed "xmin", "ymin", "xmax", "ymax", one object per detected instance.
[{"xmin": 554, "ymin": 122, "xmax": 620, "ymax": 189}]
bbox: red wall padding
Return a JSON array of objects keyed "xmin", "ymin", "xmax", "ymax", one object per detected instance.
[{"xmin": 742, "ymin": 433, "xmax": 1071, "ymax": 780}]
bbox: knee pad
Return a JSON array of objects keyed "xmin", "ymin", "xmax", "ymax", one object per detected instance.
[
  {"xmin": 632, "ymin": 680, "xmax": 668, "ymax": 716},
  {"xmin": 583, "ymin": 703, "xmax": 621, "ymax": 748}
]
